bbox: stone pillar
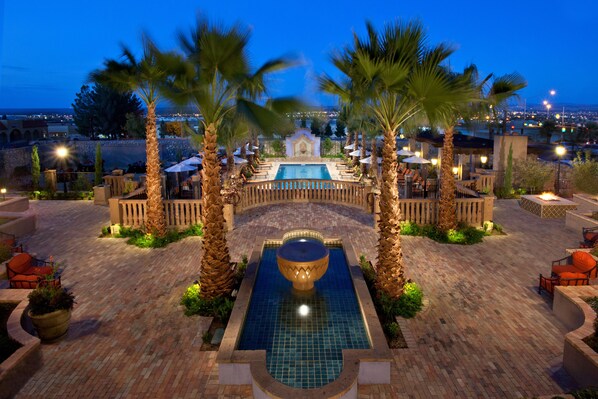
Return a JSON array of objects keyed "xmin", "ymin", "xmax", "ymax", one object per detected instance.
[
  {"xmin": 191, "ymin": 175, "xmax": 201, "ymax": 199},
  {"xmin": 108, "ymin": 197, "xmax": 123, "ymax": 225},
  {"xmin": 493, "ymin": 135, "xmax": 528, "ymax": 187},
  {"xmin": 373, "ymin": 189, "xmax": 381, "ymax": 233},
  {"xmin": 405, "ymin": 174, "xmax": 413, "ymax": 199},
  {"xmin": 482, "ymin": 195, "xmax": 494, "ymax": 224},
  {"xmin": 43, "ymin": 169, "xmax": 57, "ymax": 192},
  {"xmin": 363, "ymin": 184, "xmax": 373, "ymax": 213},
  {"xmin": 93, "ymin": 184, "xmax": 111, "ymax": 205},
  {"xmin": 223, "ymin": 203, "xmax": 234, "ymax": 231}
]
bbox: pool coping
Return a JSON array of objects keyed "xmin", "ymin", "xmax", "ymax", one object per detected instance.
[{"xmin": 216, "ymin": 230, "xmax": 391, "ymax": 398}]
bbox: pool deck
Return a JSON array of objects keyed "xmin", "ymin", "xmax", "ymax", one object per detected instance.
[{"xmin": 6, "ymin": 199, "xmax": 583, "ymax": 398}]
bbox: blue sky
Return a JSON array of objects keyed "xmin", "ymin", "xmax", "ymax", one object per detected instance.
[{"xmin": 0, "ymin": 0, "xmax": 597, "ymax": 109}]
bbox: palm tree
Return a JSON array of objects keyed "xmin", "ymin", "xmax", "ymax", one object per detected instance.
[
  {"xmin": 421, "ymin": 66, "xmax": 481, "ymax": 231},
  {"xmin": 168, "ymin": 19, "xmax": 298, "ymax": 300},
  {"xmin": 322, "ymin": 20, "xmax": 456, "ymax": 299},
  {"xmin": 486, "ymin": 73, "xmax": 527, "ymax": 136},
  {"xmin": 91, "ymin": 35, "xmax": 175, "ymax": 237}
]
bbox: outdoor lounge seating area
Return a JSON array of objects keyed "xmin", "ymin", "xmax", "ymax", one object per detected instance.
[
  {"xmin": 6, "ymin": 252, "xmax": 59, "ymax": 289},
  {"xmin": 538, "ymin": 251, "xmax": 597, "ymax": 296}
]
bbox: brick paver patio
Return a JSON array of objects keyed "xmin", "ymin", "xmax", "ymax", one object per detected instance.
[{"xmin": 7, "ymin": 199, "xmax": 583, "ymax": 398}]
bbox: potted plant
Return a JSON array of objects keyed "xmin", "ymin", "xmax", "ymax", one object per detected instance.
[{"xmin": 27, "ymin": 285, "xmax": 75, "ymax": 342}]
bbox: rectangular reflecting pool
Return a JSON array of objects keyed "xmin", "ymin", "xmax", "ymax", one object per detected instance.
[
  {"xmin": 275, "ymin": 164, "xmax": 331, "ymax": 180},
  {"xmin": 237, "ymin": 246, "xmax": 370, "ymax": 389}
]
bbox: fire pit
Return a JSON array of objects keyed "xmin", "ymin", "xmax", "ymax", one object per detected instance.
[{"xmin": 520, "ymin": 194, "xmax": 577, "ymax": 218}]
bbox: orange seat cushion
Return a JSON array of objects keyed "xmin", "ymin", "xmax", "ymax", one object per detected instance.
[
  {"xmin": 10, "ymin": 274, "xmax": 41, "ymax": 289},
  {"xmin": 572, "ymin": 251, "xmax": 596, "ymax": 271},
  {"xmin": 583, "ymin": 232, "xmax": 598, "ymax": 242},
  {"xmin": 559, "ymin": 272, "xmax": 589, "ymax": 286},
  {"xmin": 551, "ymin": 264, "xmax": 576, "ymax": 275},
  {"xmin": 7, "ymin": 253, "xmax": 33, "ymax": 276},
  {"xmin": 31, "ymin": 266, "xmax": 53, "ymax": 276}
]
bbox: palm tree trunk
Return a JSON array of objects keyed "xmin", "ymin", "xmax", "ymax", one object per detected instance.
[
  {"xmin": 144, "ymin": 104, "xmax": 166, "ymax": 237},
  {"xmin": 438, "ymin": 126, "xmax": 457, "ymax": 231},
  {"xmin": 353, "ymin": 131, "xmax": 359, "ymax": 168},
  {"xmin": 370, "ymin": 138, "xmax": 378, "ymax": 179},
  {"xmin": 200, "ymin": 123, "xmax": 235, "ymax": 300},
  {"xmin": 376, "ymin": 130, "xmax": 406, "ymax": 300},
  {"xmin": 360, "ymin": 132, "xmax": 366, "ymax": 175}
]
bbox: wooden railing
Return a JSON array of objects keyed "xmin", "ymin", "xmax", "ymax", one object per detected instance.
[
  {"xmin": 400, "ymin": 197, "xmax": 490, "ymax": 227},
  {"xmin": 238, "ymin": 179, "xmax": 367, "ymax": 211},
  {"xmin": 119, "ymin": 199, "xmax": 202, "ymax": 230}
]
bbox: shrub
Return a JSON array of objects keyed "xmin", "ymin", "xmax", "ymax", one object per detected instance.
[
  {"xmin": 400, "ymin": 221, "xmax": 486, "ymax": 245},
  {"xmin": 181, "ymin": 283, "xmax": 234, "ymax": 322},
  {"xmin": 112, "ymin": 224, "xmax": 203, "ymax": 248},
  {"xmin": 322, "ymin": 137, "xmax": 333, "ymax": 155},
  {"xmin": 270, "ymin": 140, "xmax": 285, "ymax": 156},
  {"xmin": 31, "ymin": 145, "xmax": 40, "ymax": 190},
  {"xmin": 95, "ymin": 143, "xmax": 103, "ymax": 186},
  {"xmin": 384, "ymin": 322, "xmax": 400, "ymax": 338},
  {"xmin": 358, "ymin": 254, "xmax": 376, "ymax": 285},
  {"xmin": 503, "ymin": 143, "xmax": 513, "ymax": 194},
  {"xmin": 28, "ymin": 286, "xmax": 75, "ymax": 316},
  {"xmin": 0, "ymin": 242, "xmax": 12, "ymax": 263},
  {"xmin": 71, "ymin": 174, "xmax": 93, "ymax": 192},
  {"xmin": 395, "ymin": 282, "xmax": 424, "ymax": 318},
  {"xmin": 235, "ymin": 255, "xmax": 248, "ymax": 283},
  {"xmin": 513, "ymin": 156, "xmax": 553, "ymax": 194},
  {"xmin": 572, "ymin": 159, "xmax": 598, "ymax": 195}
]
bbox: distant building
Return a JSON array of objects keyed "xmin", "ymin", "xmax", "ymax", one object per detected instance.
[
  {"xmin": 47, "ymin": 122, "xmax": 78, "ymax": 139},
  {"xmin": 0, "ymin": 119, "xmax": 48, "ymax": 145}
]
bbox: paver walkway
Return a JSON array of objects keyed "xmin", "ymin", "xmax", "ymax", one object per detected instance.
[{"xmin": 9, "ymin": 199, "xmax": 582, "ymax": 398}]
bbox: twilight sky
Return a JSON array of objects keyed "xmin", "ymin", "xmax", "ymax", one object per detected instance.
[{"xmin": 0, "ymin": 0, "xmax": 597, "ymax": 109}]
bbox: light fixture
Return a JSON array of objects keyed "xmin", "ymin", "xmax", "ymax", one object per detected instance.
[
  {"xmin": 543, "ymin": 100, "xmax": 548, "ymax": 106},
  {"xmin": 298, "ymin": 304, "xmax": 310, "ymax": 317},
  {"xmin": 399, "ymin": 133, "xmax": 404, "ymax": 139},
  {"xmin": 402, "ymin": 146, "xmax": 409, "ymax": 151},
  {"xmin": 452, "ymin": 166, "xmax": 459, "ymax": 175},
  {"xmin": 0, "ymin": 188, "xmax": 6, "ymax": 201},
  {"xmin": 415, "ymin": 151, "xmax": 421, "ymax": 157},
  {"xmin": 56, "ymin": 146, "xmax": 68, "ymax": 158},
  {"xmin": 480, "ymin": 156, "xmax": 488, "ymax": 164},
  {"xmin": 550, "ymin": 89, "xmax": 556, "ymax": 96},
  {"xmin": 555, "ymin": 145, "xmax": 566, "ymax": 157},
  {"xmin": 431, "ymin": 158, "xmax": 438, "ymax": 166}
]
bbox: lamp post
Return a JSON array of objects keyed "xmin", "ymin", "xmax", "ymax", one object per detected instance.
[
  {"xmin": 56, "ymin": 146, "xmax": 69, "ymax": 194},
  {"xmin": 555, "ymin": 145, "xmax": 566, "ymax": 195}
]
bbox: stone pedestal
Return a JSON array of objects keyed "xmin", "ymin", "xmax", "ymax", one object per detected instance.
[
  {"xmin": 93, "ymin": 185, "xmax": 111, "ymax": 206},
  {"xmin": 108, "ymin": 197, "xmax": 123, "ymax": 225}
]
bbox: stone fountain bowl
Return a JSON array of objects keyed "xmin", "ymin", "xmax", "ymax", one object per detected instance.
[{"xmin": 276, "ymin": 238, "xmax": 329, "ymax": 291}]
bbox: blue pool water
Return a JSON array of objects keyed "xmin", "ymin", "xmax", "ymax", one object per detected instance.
[
  {"xmin": 238, "ymin": 247, "xmax": 370, "ymax": 389},
  {"xmin": 275, "ymin": 164, "xmax": 331, "ymax": 180}
]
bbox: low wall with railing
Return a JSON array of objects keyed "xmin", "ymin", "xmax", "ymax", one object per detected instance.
[
  {"xmin": 237, "ymin": 179, "xmax": 494, "ymax": 227},
  {"xmin": 111, "ymin": 198, "xmax": 202, "ymax": 230},
  {"xmin": 237, "ymin": 179, "xmax": 368, "ymax": 211}
]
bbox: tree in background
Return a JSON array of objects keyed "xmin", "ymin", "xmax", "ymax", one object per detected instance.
[
  {"xmin": 31, "ymin": 145, "xmax": 40, "ymax": 190},
  {"xmin": 324, "ymin": 122, "xmax": 333, "ymax": 137},
  {"xmin": 322, "ymin": 137, "xmax": 333, "ymax": 155},
  {"xmin": 310, "ymin": 116, "xmax": 323, "ymax": 137},
  {"xmin": 335, "ymin": 119, "xmax": 346, "ymax": 137},
  {"xmin": 124, "ymin": 113, "xmax": 146, "ymax": 138},
  {"xmin": 72, "ymin": 84, "xmax": 143, "ymax": 139},
  {"xmin": 513, "ymin": 156, "xmax": 553, "ymax": 194},
  {"xmin": 504, "ymin": 143, "xmax": 514, "ymax": 194},
  {"xmin": 94, "ymin": 143, "xmax": 103, "ymax": 185},
  {"xmin": 300, "ymin": 116, "xmax": 307, "ymax": 128},
  {"xmin": 539, "ymin": 120, "xmax": 557, "ymax": 144}
]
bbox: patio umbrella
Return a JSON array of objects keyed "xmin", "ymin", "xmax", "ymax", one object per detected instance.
[
  {"xmin": 359, "ymin": 156, "xmax": 382, "ymax": 164},
  {"xmin": 397, "ymin": 149, "xmax": 415, "ymax": 156},
  {"xmin": 165, "ymin": 163, "xmax": 198, "ymax": 173},
  {"xmin": 344, "ymin": 143, "xmax": 356, "ymax": 150},
  {"xmin": 234, "ymin": 147, "xmax": 255, "ymax": 156},
  {"xmin": 402, "ymin": 155, "xmax": 431, "ymax": 165},
  {"xmin": 348, "ymin": 149, "xmax": 370, "ymax": 157},
  {"xmin": 180, "ymin": 156, "xmax": 202, "ymax": 166},
  {"xmin": 221, "ymin": 156, "xmax": 248, "ymax": 165}
]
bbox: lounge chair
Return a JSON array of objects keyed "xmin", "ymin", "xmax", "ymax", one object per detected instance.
[
  {"xmin": 6, "ymin": 253, "xmax": 58, "ymax": 289},
  {"xmin": 580, "ymin": 226, "xmax": 598, "ymax": 248}
]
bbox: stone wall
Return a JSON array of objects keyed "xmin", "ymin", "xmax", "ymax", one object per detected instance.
[{"xmin": 0, "ymin": 147, "xmax": 32, "ymax": 183}]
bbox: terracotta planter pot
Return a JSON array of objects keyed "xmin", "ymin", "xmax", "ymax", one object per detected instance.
[{"xmin": 28, "ymin": 308, "xmax": 71, "ymax": 343}]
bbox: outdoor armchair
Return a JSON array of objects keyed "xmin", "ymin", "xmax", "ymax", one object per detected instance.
[
  {"xmin": 551, "ymin": 251, "xmax": 597, "ymax": 279},
  {"xmin": 581, "ymin": 226, "xmax": 598, "ymax": 248},
  {"xmin": 538, "ymin": 272, "xmax": 589, "ymax": 296},
  {"xmin": 0, "ymin": 231, "xmax": 23, "ymax": 253},
  {"xmin": 6, "ymin": 253, "xmax": 57, "ymax": 289}
]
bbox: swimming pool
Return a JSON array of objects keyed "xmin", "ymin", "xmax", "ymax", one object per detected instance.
[
  {"xmin": 275, "ymin": 164, "xmax": 331, "ymax": 180},
  {"xmin": 237, "ymin": 245, "xmax": 370, "ymax": 389}
]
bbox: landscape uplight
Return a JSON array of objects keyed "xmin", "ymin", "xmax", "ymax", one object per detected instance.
[{"xmin": 0, "ymin": 188, "xmax": 6, "ymax": 201}]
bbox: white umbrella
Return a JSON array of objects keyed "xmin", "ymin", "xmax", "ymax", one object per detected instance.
[
  {"xmin": 234, "ymin": 147, "xmax": 255, "ymax": 156},
  {"xmin": 181, "ymin": 156, "xmax": 202, "ymax": 166},
  {"xmin": 165, "ymin": 163, "xmax": 198, "ymax": 173},
  {"xmin": 348, "ymin": 149, "xmax": 370, "ymax": 157},
  {"xmin": 397, "ymin": 149, "xmax": 415, "ymax": 156},
  {"xmin": 221, "ymin": 156, "xmax": 248, "ymax": 165},
  {"xmin": 344, "ymin": 143, "xmax": 356, "ymax": 150},
  {"xmin": 248, "ymin": 144, "xmax": 259, "ymax": 150},
  {"xmin": 402, "ymin": 155, "xmax": 431, "ymax": 164},
  {"xmin": 359, "ymin": 156, "xmax": 382, "ymax": 165}
]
